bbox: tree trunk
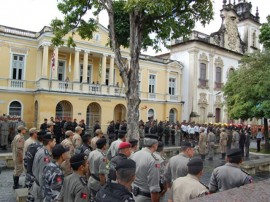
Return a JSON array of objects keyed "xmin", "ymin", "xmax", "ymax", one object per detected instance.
[{"xmin": 264, "ymin": 117, "xmax": 270, "ymax": 151}]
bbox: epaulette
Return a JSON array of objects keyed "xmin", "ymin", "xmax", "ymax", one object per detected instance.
[
  {"xmin": 151, "ymin": 153, "xmax": 159, "ymax": 161},
  {"xmin": 80, "ymin": 176, "xmax": 87, "ymax": 186}
]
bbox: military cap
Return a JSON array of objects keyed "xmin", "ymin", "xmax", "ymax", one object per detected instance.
[
  {"xmin": 187, "ymin": 158, "xmax": 204, "ymax": 174},
  {"xmin": 144, "ymin": 134, "xmax": 158, "ymax": 147},
  {"xmin": 65, "ymin": 130, "xmax": 73, "ymax": 137},
  {"xmin": 70, "ymin": 153, "xmax": 87, "ymax": 167},
  {"xmin": 115, "ymin": 159, "xmax": 136, "ymax": 170},
  {"xmin": 118, "ymin": 142, "xmax": 131, "ymax": 149},
  {"xmin": 181, "ymin": 141, "xmax": 194, "ymax": 148},
  {"xmin": 52, "ymin": 144, "xmax": 69, "ymax": 158},
  {"xmin": 96, "ymin": 138, "xmax": 107, "ymax": 147},
  {"xmin": 227, "ymin": 148, "xmax": 242, "ymax": 158},
  {"xmin": 129, "ymin": 139, "xmax": 138, "ymax": 147},
  {"xmin": 75, "ymin": 126, "xmax": 84, "ymax": 131},
  {"xmin": 47, "ymin": 121, "xmax": 55, "ymax": 126},
  {"xmin": 18, "ymin": 125, "xmax": 27, "ymax": 131},
  {"xmin": 82, "ymin": 134, "xmax": 91, "ymax": 142},
  {"xmin": 29, "ymin": 127, "xmax": 38, "ymax": 134},
  {"xmin": 43, "ymin": 132, "xmax": 54, "ymax": 140},
  {"xmin": 37, "ymin": 130, "xmax": 46, "ymax": 137}
]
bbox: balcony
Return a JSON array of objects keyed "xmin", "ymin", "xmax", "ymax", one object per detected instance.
[
  {"xmin": 170, "ymin": 95, "xmax": 178, "ymax": 101},
  {"xmin": 214, "ymin": 82, "xmax": 223, "ymax": 90},
  {"xmin": 89, "ymin": 84, "xmax": 101, "ymax": 94},
  {"xmin": 149, "ymin": 93, "xmax": 156, "ymax": 99},
  {"xmin": 9, "ymin": 79, "xmax": 24, "ymax": 88},
  {"xmin": 198, "ymin": 79, "xmax": 209, "ymax": 89},
  {"xmin": 58, "ymin": 81, "xmax": 73, "ymax": 91}
]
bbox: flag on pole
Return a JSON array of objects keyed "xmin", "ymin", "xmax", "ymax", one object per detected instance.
[
  {"xmin": 51, "ymin": 50, "xmax": 55, "ymax": 71},
  {"xmin": 68, "ymin": 52, "xmax": 72, "ymax": 72}
]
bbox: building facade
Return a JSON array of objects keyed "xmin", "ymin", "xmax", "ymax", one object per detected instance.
[
  {"xmin": 0, "ymin": 24, "xmax": 183, "ymax": 131},
  {"xmin": 160, "ymin": 0, "xmax": 261, "ymax": 124}
]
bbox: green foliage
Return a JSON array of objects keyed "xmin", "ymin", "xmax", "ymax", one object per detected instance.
[
  {"xmin": 223, "ymin": 50, "xmax": 270, "ymax": 120},
  {"xmin": 259, "ymin": 15, "xmax": 270, "ymax": 50}
]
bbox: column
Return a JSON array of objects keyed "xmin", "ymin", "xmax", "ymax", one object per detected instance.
[
  {"xmin": 166, "ymin": 69, "xmax": 170, "ymax": 100},
  {"xmin": 73, "ymin": 48, "xmax": 81, "ymax": 82},
  {"xmin": 101, "ymin": 54, "xmax": 107, "ymax": 84},
  {"xmin": 178, "ymin": 71, "xmax": 181, "ymax": 101},
  {"xmin": 41, "ymin": 42, "xmax": 49, "ymax": 78},
  {"xmin": 109, "ymin": 56, "xmax": 114, "ymax": 86},
  {"xmin": 209, "ymin": 54, "xmax": 214, "ymax": 113},
  {"xmin": 52, "ymin": 47, "xmax": 58, "ymax": 80},
  {"xmin": 83, "ymin": 50, "xmax": 89, "ymax": 83},
  {"xmin": 193, "ymin": 50, "xmax": 199, "ymax": 114}
]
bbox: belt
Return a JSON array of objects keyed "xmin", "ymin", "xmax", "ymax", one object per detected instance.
[
  {"xmin": 91, "ymin": 173, "xmax": 100, "ymax": 181},
  {"xmin": 138, "ymin": 190, "xmax": 151, "ymax": 198}
]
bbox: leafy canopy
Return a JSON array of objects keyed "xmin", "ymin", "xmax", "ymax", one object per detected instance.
[
  {"xmin": 51, "ymin": 0, "xmax": 214, "ymax": 50},
  {"xmin": 223, "ymin": 50, "xmax": 270, "ymax": 120},
  {"xmin": 259, "ymin": 15, "xmax": 270, "ymax": 50}
]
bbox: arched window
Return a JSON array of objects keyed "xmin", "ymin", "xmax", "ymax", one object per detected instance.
[
  {"xmin": 148, "ymin": 109, "xmax": 155, "ymax": 121},
  {"xmin": 9, "ymin": 101, "xmax": 22, "ymax": 116},
  {"xmin": 216, "ymin": 67, "xmax": 222, "ymax": 83},
  {"xmin": 55, "ymin": 100, "xmax": 73, "ymax": 120},
  {"xmin": 169, "ymin": 108, "xmax": 177, "ymax": 123},
  {"xmin": 200, "ymin": 63, "xmax": 206, "ymax": 80}
]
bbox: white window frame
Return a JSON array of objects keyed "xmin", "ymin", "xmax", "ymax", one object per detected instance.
[
  {"xmin": 7, "ymin": 100, "xmax": 23, "ymax": 118},
  {"xmin": 148, "ymin": 74, "xmax": 156, "ymax": 93},
  {"xmin": 58, "ymin": 60, "xmax": 66, "ymax": 81},
  {"xmin": 80, "ymin": 64, "xmax": 93, "ymax": 83},
  {"xmin": 169, "ymin": 77, "xmax": 176, "ymax": 95},
  {"xmin": 147, "ymin": 108, "xmax": 155, "ymax": 120},
  {"xmin": 10, "ymin": 53, "xmax": 27, "ymax": 80}
]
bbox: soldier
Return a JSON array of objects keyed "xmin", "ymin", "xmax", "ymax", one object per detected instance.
[
  {"xmin": 169, "ymin": 158, "xmax": 208, "ymax": 201},
  {"xmin": 30, "ymin": 133, "xmax": 56, "ymax": 202},
  {"xmin": 23, "ymin": 128, "xmax": 38, "ymax": 162},
  {"xmin": 93, "ymin": 120, "xmax": 101, "ymax": 135},
  {"xmin": 53, "ymin": 117, "xmax": 62, "ymax": 144},
  {"xmin": 58, "ymin": 153, "xmax": 90, "ymax": 202},
  {"xmin": 207, "ymin": 128, "xmax": 216, "ymax": 161},
  {"xmin": 227, "ymin": 129, "xmax": 233, "ymax": 151},
  {"xmin": 96, "ymin": 159, "xmax": 136, "ymax": 202},
  {"xmin": 209, "ymin": 148, "xmax": 252, "ymax": 192},
  {"xmin": 107, "ymin": 121, "xmax": 115, "ymax": 145},
  {"xmin": 1, "ymin": 116, "xmax": 12, "ymax": 150},
  {"xmin": 79, "ymin": 134, "xmax": 92, "ymax": 156},
  {"xmin": 129, "ymin": 139, "xmax": 138, "ymax": 157},
  {"xmin": 47, "ymin": 121, "xmax": 55, "ymax": 134},
  {"xmin": 43, "ymin": 144, "xmax": 69, "ymax": 201},
  {"xmin": 154, "ymin": 141, "xmax": 168, "ymax": 202},
  {"xmin": 40, "ymin": 119, "xmax": 48, "ymax": 132},
  {"xmin": 73, "ymin": 126, "xmax": 83, "ymax": 151},
  {"xmin": 91, "ymin": 129, "xmax": 103, "ymax": 150},
  {"xmin": 88, "ymin": 138, "xmax": 107, "ymax": 199},
  {"xmin": 131, "ymin": 134, "xmax": 161, "ymax": 202},
  {"xmin": 163, "ymin": 123, "xmax": 170, "ymax": 146},
  {"xmin": 232, "ymin": 129, "xmax": 240, "ymax": 149},
  {"xmin": 164, "ymin": 142, "xmax": 194, "ymax": 185},
  {"xmin": 61, "ymin": 130, "xmax": 75, "ymax": 176},
  {"xmin": 198, "ymin": 128, "xmax": 207, "ymax": 160},
  {"xmin": 107, "ymin": 130, "xmax": 126, "ymax": 161},
  {"xmin": 11, "ymin": 125, "xmax": 27, "ymax": 189},
  {"xmin": 219, "ymin": 128, "xmax": 228, "ymax": 160},
  {"xmin": 108, "ymin": 142, "xmax": 132, "ymax": 182}
]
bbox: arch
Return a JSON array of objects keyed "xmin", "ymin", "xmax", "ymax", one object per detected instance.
[
  {"xmin": 8, "ymin": 100, "xmax": 22, "ymax": 117},
  {"xmin": 147, "ymin": 108, "xmax": 155, "ymax": 121},
  {"xmin": 114, "ymin": 104, "xmax": 126, "ymax": 121},
  {"xmin": 86, "ymin": 102, "xmax": 101, "ymax": 132},
  {"xmin": 34, "ymin": 101, "xmax": 38, "ymax": 127},
  {"xmin": 55, "ymin": 100, "xmax": 73, "ymax": 120},
  {"xmin": 169, "ymin": 108, "xmax": 177, "ymax": 123}
]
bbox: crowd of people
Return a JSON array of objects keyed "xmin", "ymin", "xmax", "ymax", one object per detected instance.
[{"xmin": 3, "ymin": 115, "xmax": 265, "ymax": 201}]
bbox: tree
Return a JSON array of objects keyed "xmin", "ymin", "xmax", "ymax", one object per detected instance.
[
  {"xmin": 51, "ymin": 0, "xmax": 214, "ymax": 140},
  {"xmin": 259, "ymin": 15, "xmax": 270, "ymax": 49},
  {"xmin": 223, "ymin": 50, "xmax": 270, "ymax": 151}
]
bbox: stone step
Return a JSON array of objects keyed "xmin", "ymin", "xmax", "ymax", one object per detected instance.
[
  {"xmin": 15, "ymin": 188, "xmax": 28, "ymax": 202},
  {"xmin": 0, "ymin": 152, "xmax": 14, "ymax": 168}
]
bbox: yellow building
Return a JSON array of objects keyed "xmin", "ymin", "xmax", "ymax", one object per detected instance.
[{"xmin": 0, "ymin": 24, "xmax": 183, "ymax": 132}]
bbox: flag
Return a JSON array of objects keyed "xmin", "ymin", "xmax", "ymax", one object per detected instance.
[
  {"xmin": 68, "ymin": 52, "xmax": 72, "ymax": 72},
  {"xmin": 51, "ymin": 50, "xmax": 55, "ymax": 71}
]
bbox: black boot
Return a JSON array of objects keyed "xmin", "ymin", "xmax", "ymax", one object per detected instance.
[
  {"xmin": 2, "ymin": 145, "xmax": 7, "ymax": 150},
  {"xmin": 222, "ymin": 153, "xmax": 225, "ymax": 160},
  {"xmin": 13, "ymin": 176, "xmax": 22, "ymax": 189},
  {"xmin": 201, "ymin": 154, "xmax": 205, "ymax": 160}
]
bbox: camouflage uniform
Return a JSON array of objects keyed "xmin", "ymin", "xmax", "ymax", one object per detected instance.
[
  {"xmin": 1, "ymin": 119, "xmax": 12, "ymax": 148},
  {"xmin": 43, "ymin": 161, "xmax": 64, "ymax": 202},
  {"xmin": 61, "ymin": 138, "xmax": 75, "ymax": 176},
  {"xmin": 73, "ymin": 133, "xmax": 82, "ymax": 151}
]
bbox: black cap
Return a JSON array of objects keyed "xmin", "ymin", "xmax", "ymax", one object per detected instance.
[
  {"xmin": 82, "ymin": 134, "xmax": 91, "ymax": 142},
  {"xmin": 37, "ymin": 131, "xmax": 46, "ymax": 137},
  {"xmin": 43, "ymin": 132, "xmax": 54, "ymax": 140},
  {"xmin": 227, "ymin": 148, "xmax": 242, "ymax": 158},
  {"xmin": 144, "ymin": 134, "xmax": 159, "ymax": 140},
  {"xmin": 187, "ymin": 158, "xmax": 204, "ymax": 174},
  {"xmin": 129, "ymin": 139, "xmax": 138, "ymax": 147},
  {"xmin": 115, "ymin": 159, "xmax": 136, "ymax": 170},
  {"xmin": 52, "ymin": 144, "xmax": 69, "ymax": 158},
  {"xmin": 70, "ymin": 153, "xmax": 87, "ymax": 167},
  {"xmin": 96, "ymin": 138, "xmax": 107, "ymax": 147}
]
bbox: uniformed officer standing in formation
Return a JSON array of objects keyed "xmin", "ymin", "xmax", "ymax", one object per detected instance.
[
  {"xmin": 209, "ymin": 148, "xmax": 253, "ymax": 192},
  {"xmin": 131, "ymin": 134, "xmax": 161, "ymax": 202},
  {"xmin": 73, "ymin": 126, "xmax": 83, "ymax": 151},
  {"xmin": 1, "ymin": 116, "xmax": 12, "ymax": 150},
  {"xmin": 42, "ymin": 144, "xmax": 69, "ymax": 201},
  {"xmin": 96, "ymin": 159, "xmax": 136, "ymax": 202},
  {"xmin": 11, "ymin": 125, "xmax": 27, "ymax": 189},
  {"xmin": 108, "ymin": 142, "xmax": 132, "ymax": 182},
  {"xmin": 58, "ymin": 153, "xmax": 90, "ymax": 202},
  {"xmin": 107, "ymin": 130, "xmax": 126, "ymax": 161},
  {"xmin": 219, "ymin": 128, "xmax": 228, "ymax": 160},
  {"xmin": 88, "ymin": 138, "xmax": 108, "ymax": 199},
  {"xmin": 61, "ymin": 130, "xmax": 75, "ymax": 176},
  {"xmin": 232, "ymin": 129, "xmax": 240, "ymax": 149},
  {"xmin": 207, "ymin": 128, "xmax": 216, "ymax": 161},
  {"xmin": 91, "ymin": 129, "xmax": 103, "ymax": 150},
  {"xmin": 198, "ymin": 128, "xmax": 207, "ymax": 160},
  {"xmin": 30, "ymin": 133, "xmax": 56, "ymax": 202},
  {"xmin": 164, "ymin": 142, "xmax": 194, "ymax": 185},
  {"xmin": 80, "ymin": 134, "xmax": 92, "ymax": 156},
  {"xmin": 23, "ymin": 128, "xmax": 38, "ymax": 162},
  {"xmin": 169, "ymin": 158, "xmax": 208, "ymax": 201}
]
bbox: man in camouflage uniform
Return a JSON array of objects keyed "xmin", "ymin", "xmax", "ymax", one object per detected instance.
[
  {"xmin": 58, "ymin": 153, "xmax": 90, "ymax": 202},
  {"xmin": 30, "ymin": 133, "xmax": 56, "ymax": 202},
  {"xmin": 79, "ymin": 134, "xmax": 92, "ymax": 156},
  {"xmin": 207, "ymin": 128, "xmax": 216, "ymax": 161},
  {"xmin": 219, "ymin": 128, "xmax": 228, "ymax": 160},
  {"xmin": 61, "ymin": 130, "xmax": 75, "ymax": 176},
  {"xmin": 73, "ymin": 126, "xmax": 83, "ymax": 152},
  {"xmin": 43, "ymin": 144, "xmax": 69, "ymax": 202},
  {"xmin": 12, "ymin": 125, "xmax": 27, "ymax": 189},
  {"xmin": 1, "ymin": 116, "xmax": 12, "ymax": 150}
]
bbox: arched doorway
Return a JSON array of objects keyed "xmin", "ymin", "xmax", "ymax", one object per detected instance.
[
  {"xmin": 34, "ymin": 101, "xmax": 38, "ymax": 127},
  {"xmin": 55, "ymin": 100, "xmax": 73, "ymax": 120},
  {"xmin": 147, "ymin": 109, "xmax": 155, "ymax": 121},
  {"xmin": 114, "ymin": 104, "xmax": 126, "ymax": 121},
  {"xmin": 215, "ymin": 108, "xmax": 221, "ymax": 123},
  {"xmin": 86, "ymin": 102, "xmax": 101, "ymax": 133},
  {"xmin": 169, "ymin": 108, "xmax": 177, "ymax": 123},
  {"xmin": 9, "ymin": 101, "xmax": 22, "ymax": 116}
]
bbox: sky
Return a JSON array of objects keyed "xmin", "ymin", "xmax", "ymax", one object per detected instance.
[{"xmin": 0, "ymin": 0, "xmax": 268, "ymax": 54}]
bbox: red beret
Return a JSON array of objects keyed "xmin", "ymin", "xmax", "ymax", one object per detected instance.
[{"xmin": 118, "ymin": 142, "xmax": 131, "ymax": 149}]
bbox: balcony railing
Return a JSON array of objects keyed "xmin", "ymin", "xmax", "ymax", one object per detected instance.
[
  {"xmin": 215, "ymin": 82, "xmax": 223, "ymax": 90},
  {"xmin": 89, "ymin": 84, "xmax": 101, "ymax": 94},
  {"xmin": 9, "ymin": 79, "xmax": 24, "ymax": 88},
  {"xmin": 58, "ymin": 81, "xmax": 73, "ymax": 91},
  {"xmin": 198, "ymin": 79, "xmax": 209, "ymax": 89},
  {"xmin": 170, "ymin": 95, "xmax": 178, "ymax": 101},
  {"xmin": 149, "ymin": 93, "xmax": 156, "ymax": 99}
]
